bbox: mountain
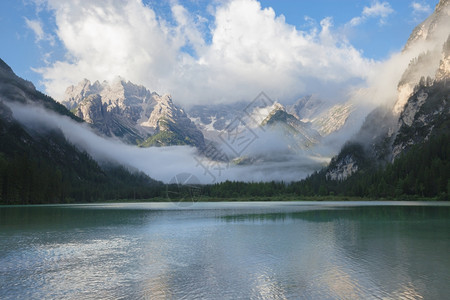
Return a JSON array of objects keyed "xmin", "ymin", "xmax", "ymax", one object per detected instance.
[
  {"xmin": 0, "ymin": 59, "xmax": 80, "ymax": 122},
  {"xmin": 64, "ymin": 76, "xmax": 355, "ymax": 164},
  {"xmin": 287, "ymin": 95, "xmax": 324, "ymax": 121},
  {"xmin": 394, "ymin": 0, "xmax": 450, "ymax": 114},
  {"xmin": 188, "ymin": 95, "xmax": 355, "ymax": 164},
  {"xmin": 188, "ymin": 101, "xmax": 248, "ymax": 140},
  {"xmin": 189, "ymin": 95, "xmax": 353, "ymax": 140},
  {"xmin": 63, "ymin": 79, "xmax": 205, "ymax": 148},
  {"xmin": 286, "ymin": 95, "xmax": 356, "ymax": 135},
  {"xmin": 0, "ymin": 58, "xmax": 163, "ymax": 204},
  {"xmin": 404, "ymin": 0, "xmax": 450, "ymax": 49},
  {"xmin": 261, "ymin": 104, "xmax": 321, "ymax": 149},
  {"xmin": 139, "ymin": 94, "xmax": 205, "ymax": 148},
  {"xmin": 325, "ymin": 0, "xmax": 450, "ymax": 182},
  {"xmin": 310, "ymin": 102, "xmax": 355, "ymax": 136}
]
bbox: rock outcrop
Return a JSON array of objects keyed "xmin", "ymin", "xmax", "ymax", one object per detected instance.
[
  {"xmin": 63, "ymin": 79, "xmax": 205, "ymax": 148},
  {"xmin": 326, "ymin": 0, "xmax": 450, "ymax": 181}
]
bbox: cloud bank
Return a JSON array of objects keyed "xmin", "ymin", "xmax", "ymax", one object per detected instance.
[
  {"xmin": 32, "ymin": 0, "xmax": 375, "ymax": 106},
  {"xmin": 7, "ymin": 101, "xmax": 325, "ymax": 183}
]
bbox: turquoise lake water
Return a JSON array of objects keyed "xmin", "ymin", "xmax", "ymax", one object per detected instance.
[{"xmin": 1, "ymin": 201, "xmax": 449, "ymax": 299}]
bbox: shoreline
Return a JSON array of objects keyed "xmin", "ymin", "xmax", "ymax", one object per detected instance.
[{"xmin": 1, "ymin": 195, "xmax": 447, "ymax": 206}]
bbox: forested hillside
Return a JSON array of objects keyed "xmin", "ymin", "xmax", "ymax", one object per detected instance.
[
  {"xmin": 203, "ymin": 133, "xmax": 449, "ymax": 200},
  {"xmin": 0, "ymin": 59, "xmax": 163, "ymax": 204}
]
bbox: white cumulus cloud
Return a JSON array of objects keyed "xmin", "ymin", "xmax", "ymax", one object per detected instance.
[
  {"xmin": 350, "ymin": 1, "xmax": 394, "ymax": 26},
  {"xmin": 35, "ymin": 0, "xmax": 178, "ymax": 99},
  {"xmin": 34, "ymin": 0, "xmax": 374, "ymax": 106}
]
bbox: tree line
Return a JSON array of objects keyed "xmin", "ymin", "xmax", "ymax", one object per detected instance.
[
  {"xmin": 203, "ymin": 133, "xmax": 449, "ymax": 200},
  {"xmin": 0, "ymin": 153, "xmax": 164, "ymax": 204},
  {"xmin": 1, "ymin": 133, "xmax": 448, "ymax": 204}
]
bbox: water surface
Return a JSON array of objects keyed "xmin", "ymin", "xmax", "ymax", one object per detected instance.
[{"xmin": 1, "ymin": 201, "xmax": 449, "ymax": 299}]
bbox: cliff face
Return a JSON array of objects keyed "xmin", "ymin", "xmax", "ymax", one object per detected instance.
[
  {"xmin": 64, "ymin": 79, "xmax": 205, "ymax": 148},
  {"xmin": 326, "ymin": 1, "xmax": 450, "ymax": 181},
  {"xmin": 393, "ymin": 35, "xmax": 450, "ymax": 160},
  {"xmin": 404, "ymin": 0, "xmax": 450, "ymax": 49},
  {"xmin": 394, "ymin": 0, "xmax": 450, "ymax": 115},
  {"xmin": 393, "ymin": 80, "xmax": 449, "ymax": 160}
]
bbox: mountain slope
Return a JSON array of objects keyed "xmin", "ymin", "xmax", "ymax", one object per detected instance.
[
  {"xmin": 64, "ymin": 79, "xmax": 205, "ymax": 148},
  {"xmin": 262, "ymin": 107, "xmax": 321, "ymax": 149},
  {"xmin": 394, "ymin": 0, "xmax": 450, "ymax": 114},
  {"xmin": 321, "ymin": 0, "xmax": 449, "ymax": 191},
  {"xmin": 0, "ymin": 58, "xmax": 163, "ymax": 204},
  {"xmin": 293, "ymin": 132, "xmax": 449, "ymax": 199},
  {"xmin": 188, "ymin": 95, "xmax": 355, "ymax": 167},
  {"xmin": 0, "ymin": 59, "xmax": 80, "ymax": 122}
]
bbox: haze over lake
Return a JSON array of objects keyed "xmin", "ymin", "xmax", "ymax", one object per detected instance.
[{"xmin": 1, "ymin": 202, "xmax": 449, "ymax": 299}]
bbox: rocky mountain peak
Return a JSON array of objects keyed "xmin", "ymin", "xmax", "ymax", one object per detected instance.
[
  {"xmin": 99, "ymin": 79, "xmax": 152, "ymax": 108},
  {"xmin": 393, "ymin": 1, "xmax": 450, "ymax": 115},
  {"xmin": 63, "ymin": 79, "xmax": 101, "ymax": 110},
  {"xmin": 405, "ymin": 0, "xmax": 450, "ymax": 50},
  {"xmin": 61, "ymin": 78, "xmax": 205, "ymax": 148},
  {"xmin": 143, "ymin": 94, "xmax": 184, "ymax": 129},
  {"xmin": 260, "ymin": 102, "xmax": 285, "ymax": 123},
  {"xmin": 325, "ymin": 0, "xmax": 450, "ymax": 182},
  {"xmin": 288, "ymin": 95, "xmax": 323, "ymax": 121},
  {"xmin": 63, "ymin": 78, "xmax": 153, "ymax": 111}
]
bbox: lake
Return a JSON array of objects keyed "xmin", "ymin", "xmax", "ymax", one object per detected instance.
[{"xmin": 1, "ymin": 201, "xmax": 449, "ymax": 299}]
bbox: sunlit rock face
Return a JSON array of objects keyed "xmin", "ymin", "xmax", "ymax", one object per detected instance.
[
  {"xmin": 63, "ymin": 78, "xmax": 205, "ymax": 148},
  {"xmin": 398, "ymin": 90, "xmax": 428, "ymax": 128},
  {"xmin": 392, "ymin": 80, "xmax": 450, "ymax": 161},
  {"xmin": 312, "ymin": 102, "xmax": 354, "ymax": 136},
  {"xmin": 393, "ymin": 0, "xmax": 450, "ymax": 115},
  {"xmin": 393, "ymin": 82, "xmax": 415, "ymax": 115},
  {"xmin": 75, "ymin": 94, "xmax": 103, "ymax": 125},
  {"xmin": 63, "ymin": 79, "xmax": 102, "ymax": 110},
  {"xmin": 325, "ymin": 0, "xmax": 450, "ymax": 181},
  {"xmin": 404, "ymin": 0, "xmax": 450, "ymax": 50},
  {"xmin": 189, "ymin": 95, "xmax": 354, "ymax": 151},
  {"xmin": 392, "ymin": 34, "xmax": 450, "ymax": 161}
]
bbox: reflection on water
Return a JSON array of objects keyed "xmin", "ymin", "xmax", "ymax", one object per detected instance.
[
  {"xmin": 221, "ymin": 205, "xmax": 450, "ymax": 223},
  {"xmin": 0, "ymin": 202, "xmax": 449, "ymax": 299}
]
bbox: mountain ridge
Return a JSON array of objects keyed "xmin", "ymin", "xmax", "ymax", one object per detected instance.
[
  {"xmin": 63, "ymin": 79, "xmax": 206, "ymax": 148},
  {"xmin": 325, "ymin": 0, "xmax": 450, "ymax": 181}
]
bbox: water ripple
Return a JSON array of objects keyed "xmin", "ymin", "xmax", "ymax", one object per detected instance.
[{"xmin": 1, "ymin": 203, "xmax": 449, "ymax": 299}]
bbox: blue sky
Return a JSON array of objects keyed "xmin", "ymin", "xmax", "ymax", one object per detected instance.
[
  {"xmin": 258, "ymin": 1, "xmax": 430, "ymax": 57},
  {"xmin": 0, "ymin": 0, "xmax": 437, "ymax": 104}
]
